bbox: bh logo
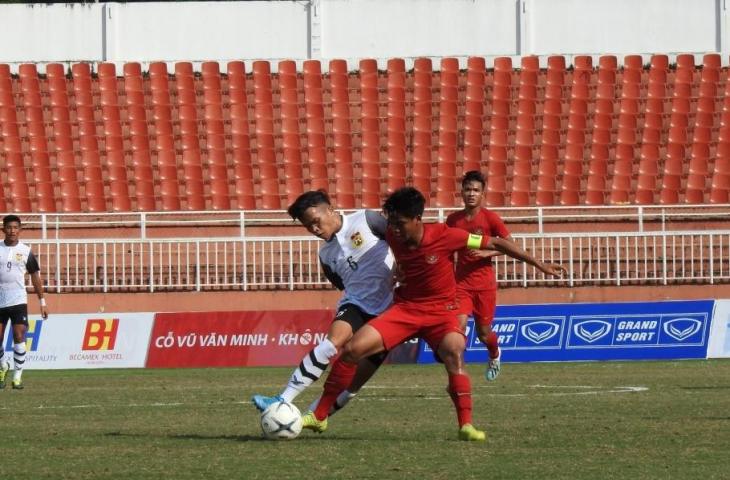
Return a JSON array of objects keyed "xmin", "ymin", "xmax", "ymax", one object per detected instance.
[
  {"xmin": 663, "ymin": 318, "xmax": 702, "ymax": 342},
  {"xmin": 82, "ymin": 319, "xmax": 119, "ymax": 351},
  {"xmin": 573, "ymin": 320, "xmax": 612, "ymax": 343},
  {"xmin": 521, "ymin": 321, "xmax": 560, "ymax": 344},
  {"xmin": 4, "ymin": 319, "xmax": 43, "ymax": 351}
]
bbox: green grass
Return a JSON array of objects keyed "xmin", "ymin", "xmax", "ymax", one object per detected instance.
[{"xmin": 2, "ymin": 361, "xmax": 730, "ymax": 479}]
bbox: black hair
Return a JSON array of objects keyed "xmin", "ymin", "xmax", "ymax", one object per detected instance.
[
  {"xmin": 2, "ymin": 215, "xmax": 21, "ymax": 227},
  {"xmin": 382, "ymin": 187, "xmax": 425, "ymax": 219},
  {"xmin": 287, "ymin": 190, "xmax": 331, "ymax": 221},
  {"xmin": 462, "ymin": 170, "xmax": 486, "ymax": 189}
]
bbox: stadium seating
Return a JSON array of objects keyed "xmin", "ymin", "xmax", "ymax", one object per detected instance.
[{"xmin": 0, "ymin": 54, "xmax": 728, "ymax": 211}]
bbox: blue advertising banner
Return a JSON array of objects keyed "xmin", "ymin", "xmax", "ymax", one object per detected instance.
[{"xmin": 417, "ymin": 300, "xmax": 715, "ymax": 363}]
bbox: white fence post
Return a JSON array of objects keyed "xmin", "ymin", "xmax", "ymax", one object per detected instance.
[
  {"xmin": 55, "ymin": 240, "xmax": 61, "ymax": 294},
  {"xmin": 23, "ymin": 230, "xmax": 730, "ymax": 293},
  {"xmin": 196, "ymin": 241, "xmax": 201, "ymax": 292}
]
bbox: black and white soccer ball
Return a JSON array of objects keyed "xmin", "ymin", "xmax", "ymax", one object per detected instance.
[{"xmin": 260, "ymin": 401, "xmax": 303, "ymax": 440}]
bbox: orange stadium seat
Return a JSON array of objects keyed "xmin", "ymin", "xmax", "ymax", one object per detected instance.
[
  {"xmin": 226, "ymin": 61, "xmax": 256, "ymax": 210},
  {"xmin": 1, "ymin": 54, "xmax": 726, "ymax": 212},
  {"xmin": 302, "ymin": 59, "xmax": 329, "ymax": 199}
]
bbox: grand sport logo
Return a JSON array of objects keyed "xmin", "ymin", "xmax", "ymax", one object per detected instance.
[
  {"xmin": 573, "ymin": 320, "xmax": 612, "ymax": 343},
  {"xmin": 521, "ymin": 321, "xmax": 560, "ymax": 344},
  {"xmin": 662, "ymin": 318, "xmax": 702, "ymax": 342}
]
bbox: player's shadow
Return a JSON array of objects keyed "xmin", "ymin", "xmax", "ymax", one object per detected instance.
[
  {"xmin": 171, "ymin": 433, "xmax": 265, "ymax": 442},
  {"xmin": 104, "ymin": 431, "xmax": 261, "ymax": 443},
  {"xmin": 105, "ymin": 431, "xmax": 353, "ymax": 443}
]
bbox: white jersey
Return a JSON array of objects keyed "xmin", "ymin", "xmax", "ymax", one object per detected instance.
[
  {"xmin": 319, "ymin": 210, "xmax": 394, "ymax": 315},
  {"xmin": 0, "ymin": 241, "xmax": 39, "ymax": 308}
]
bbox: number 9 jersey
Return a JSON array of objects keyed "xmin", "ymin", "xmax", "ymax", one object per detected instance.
[{"xmin": 0, "ymin": 241, "xmax": 40, "ymax": 308}]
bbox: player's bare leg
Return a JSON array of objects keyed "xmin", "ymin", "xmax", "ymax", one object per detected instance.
[
  {"xmin": 308, "ymin": 353, "xmax": 383, "ymax": 416},
  {"xmin": 437, "ymin": 332, "xmax": 485, "ymax": 441},
  {"xmin": 252, "ymin": 319, "xmax": 354, "ymax": 411},
  {"xmin": 459, "ymin": 312, "xmax": 501, "ymax": 382},
  {"xmin": 477, "ymin": 321, "xmax": 501, "ymax": 382}
]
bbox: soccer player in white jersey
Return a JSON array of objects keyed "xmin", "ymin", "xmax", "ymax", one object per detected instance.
[
  {"xmin": 0, "ymin": 215, "xmax": 49, "ymax": 389},
  {"xmin": 251, "ymin": 190, "xmax": 394, "ymax": 417}
]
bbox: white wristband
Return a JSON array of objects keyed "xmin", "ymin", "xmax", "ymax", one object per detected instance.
[{"xmin": 40, "ymin": 298, "xmax": 47, "ymax": 307}]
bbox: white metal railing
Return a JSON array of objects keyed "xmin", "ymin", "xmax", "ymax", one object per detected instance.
[
  {"xmin": 23, "ymin": 230, "xmax": 730, "ymax": 293},
  {"xmin": 12, "ymin": 204, "xmax": 730, "ymax": 239}
]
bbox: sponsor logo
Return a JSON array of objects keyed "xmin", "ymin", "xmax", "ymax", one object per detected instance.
[
  {"xmin": 82, "ymin": 319, "xmax": 119, "ymax": 351},
  {"xmin": 521, "ymin": 321, "xmax": 560, "ymax": 344},
  {"xmin": 663, "ymin": 318, "xmax": 702, "ymax": 342},
  {"xmin": 425, "ymin": 254, "xmax": 439, "ymax": 264},
  {"xmin": 4, "ymin": 319, "xmax": 43, "ymax": 351},
  {"xmin": 464, "ymin": 317, "xmax": 563, "ymax": 351},
  {"xmin": 492, "ymin": 321, "xmax": 517, "ymax": 348},
  {"xmin": 14, "ymin": 253, "xmax": 23, "ymax": 262},
  {"xmin": 573, "ymin": 320, "xmax": 612, "ymax": 343},
  {"xmin": 350, "ymin": 232, "xmax": 364, "ymax": 248},
  {"xmin": 567, "ymin": 312, "xmax": 708, "ymax": 349}
]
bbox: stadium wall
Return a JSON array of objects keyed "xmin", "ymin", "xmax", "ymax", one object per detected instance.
[
  {"xmin": 33, "ymin": 285, "xmax": 730, "ymax": 316},
  {"xmin": 6, "ymin": 298, "xmax": 726, "ymax": 370},
  {"xmin": 0, "ymin": 0, "xmax": 725, "ymax": 68}
]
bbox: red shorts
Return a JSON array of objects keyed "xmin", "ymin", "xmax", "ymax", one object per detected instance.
[
  {"xmin": 368, "ymin": 302, "xmax": 464, "ymax": 352},
  {"xmin": 456, "ymin": 288, "xmax": 497, "ymax": 328}
]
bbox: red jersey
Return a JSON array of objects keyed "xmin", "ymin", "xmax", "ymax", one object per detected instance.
[
  {"xmin": 446, "ymin": 207, "xmax": 510, "ymax": 291},
  {"xmin": 386, "ymin": 223, "xmax": 491, "ymax": 310}
]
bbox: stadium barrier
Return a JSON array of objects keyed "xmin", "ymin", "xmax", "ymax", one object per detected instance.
[
  {"xmin": 20, "ymin": 229, "xmax": 730, "ymax": 293},
  {"xmin": 420, "ymin": 300, "xmax": 715, "ymax": 363},
  {"xmin": 146, "ymin": 310, "xmax": 334, "ymax": 368},
  {"xmin": 2, "ymin": 300, "xmax": 726, "ymax": 369},
  {"xmin": 708, "ymin": 300, "xmax": 730, "ymax": 358},
  {"xmin": 1, "ymin": 313, "xmax": 153, "ymax": 369},
  {"xmin": 15, "ymin": 205, "xmax": 730, "ymax": 239}
]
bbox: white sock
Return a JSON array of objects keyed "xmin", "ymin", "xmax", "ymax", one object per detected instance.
[
  {"xmin": 280, "ymin": 338, "xmax": 338, "ymax": 402},
  {"xmin": 307, "ymin": 390, "xmax": 358, "ymax": 416},
  {"xmin": 13, "ymin": 342, "xmax": 26, "ymax": 382},
  {"xmin": 332, "ymin": 390, "xmax": 357, "ymax": 415}
]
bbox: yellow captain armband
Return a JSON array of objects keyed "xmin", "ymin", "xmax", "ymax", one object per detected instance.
[{"xmin": 467, "ymin": 233, "xmax": 483, "ymax": 249}]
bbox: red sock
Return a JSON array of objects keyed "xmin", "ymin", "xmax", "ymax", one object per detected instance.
[
  {"xmin": 313, "ymin": 359, "xmax": 357, "ymax": 420},
  {"xmin": 447, "ymin": 373, "xmax": 473, "ymax": 427},
  {"xmin": 485, "ymin": 330, "xmax": 500, "ymax": 359}
]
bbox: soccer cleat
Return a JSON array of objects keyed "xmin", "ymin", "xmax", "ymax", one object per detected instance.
[
  {"xmin": 11, "ymin": 379, "xmax": 23, "ymax": 390},
  {"xmin": 458, "ymin": 424, "xmax": 486, "ymax": 442},
  {"xmin": 0, "ymin": 362, "xmax": 8, "ymax": 389},
  {"xmin": 485, "ymin": 354, "xmax": 501, "ymax": 382},
  {"xmin": 301, "ymin": 411, "xmax": 328, "ymax": 433},
  {"xmin": 251, "ymin": 394, "xmax": 283, "ymax": 412}
]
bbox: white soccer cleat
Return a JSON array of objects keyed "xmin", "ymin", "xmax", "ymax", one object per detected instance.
[{"xmin": 485, "ymin": 354, "xmax": 501, "ymax": 382}]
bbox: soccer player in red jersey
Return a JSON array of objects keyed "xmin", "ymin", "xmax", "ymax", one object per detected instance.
[
  {"xmin": 447, "ymin": 171, "xmax": 512, "ymax": 382},
  {"xmin": 302, "ymin": 187, "xmax": 566, "ymax": 440}
]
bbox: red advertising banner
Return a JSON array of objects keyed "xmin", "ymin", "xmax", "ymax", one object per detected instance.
[{"xmin": 146, "ymin": 310, "xmax": 334, "ymax": 368}]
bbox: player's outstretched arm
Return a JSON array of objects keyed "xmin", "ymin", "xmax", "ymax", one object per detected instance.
[
  {"xmin": 466, "ymin": 235, "xmax": 515, "ymax": 260},
  {"xmin": 30, "ymin": 271, "xmax": 48, "ymax": 319},
  {"xmin": 486, "ymin": 237, "xmax": 567, "ymax": 277}
]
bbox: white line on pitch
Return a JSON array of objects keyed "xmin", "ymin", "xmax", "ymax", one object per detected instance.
[{"xmin": 3, "ymin": 386, "xmax": 648, "ymax": 411}]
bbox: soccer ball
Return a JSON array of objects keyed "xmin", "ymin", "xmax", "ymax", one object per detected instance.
[{"xmin": 260, "ymin": 401, "xmax": 303, "ymax": 440}]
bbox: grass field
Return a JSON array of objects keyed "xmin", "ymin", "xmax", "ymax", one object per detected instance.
[{"xmin": 3, "ymin": 360, "xmax": 729, "ymax": 479}]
